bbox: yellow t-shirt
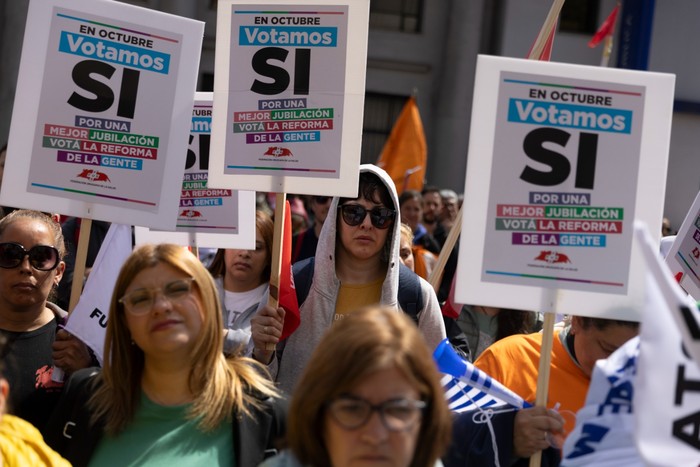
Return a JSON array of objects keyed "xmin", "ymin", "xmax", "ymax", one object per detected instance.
[
  {"xmin": 334, "ymin": 277, "xmax": 384, "ymax": 321},
  {"xmin": 474, "ymin": 331, "xmax": 589, "ymax": 436},
  {"xmin": 0, "ymin": 414, "xmax": 71, "ymax": 467}
]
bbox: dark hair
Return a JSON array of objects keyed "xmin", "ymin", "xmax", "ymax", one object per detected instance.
[
  {"xmin": 0, "ymin": 210, "xmax": 66, "ymax": 259},
  {"xmin": 579, "ymin": 316, "xmax": 639, "ymax": 330},
  {"xmin": 496, "ymin": 309, "xmax": 538, "ymax": 341},
  {"xmin": 399, "ymin": 189, "xmax": 422, "ymax": 207},
  {"xmin": 339, "ymin": 171, "xmax": 394, "ymax": 210},
  {"xmin": 421, "ymin": 185, "xmax": 440, "ymax": 198},
  {"xmin": 208, "ymin": 210, "xmax": 274, "ymax": 283}
]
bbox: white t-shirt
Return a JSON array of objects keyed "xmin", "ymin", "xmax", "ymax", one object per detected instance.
[{"xmin": 223, "ymin": 283, "xmax": 267, "ymax": 328}]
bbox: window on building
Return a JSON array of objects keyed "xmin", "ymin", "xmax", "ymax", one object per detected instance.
[
  {"xmin": 369, "ymin": 0, "xmax": 423, "ymax": 33},
  {"xmin": 361, "ymin": 92, "xmax": 408, "ymax": 164},
  {"xmin": 559, "ymin": 0, "xmax": 600, "ymax": 34}
]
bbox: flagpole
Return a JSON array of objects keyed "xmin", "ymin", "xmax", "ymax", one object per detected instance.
[
  {"xmin": 528, "ymin": 0, "xmax": 565, "ymax": 60},
  {"xmin": 428, "ymin": 207, "xmax": 462, "ymax": 291},
  {"xmin": 265, "ymin": 192, "xmax": 287, "ymax": 350},
  {"xmin": 68, "ymin": 217, "xmax": 92, "ymax": 313},
  {"xmin": 527, "ymin": 3, "xmax": 564, "ymax": 465}
]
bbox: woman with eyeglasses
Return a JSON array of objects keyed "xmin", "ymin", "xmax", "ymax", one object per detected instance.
[
  {"xmin": 261, "ymin": 306, "xmax": 451, "ymax": 467},
  {"xmin": 208, "ymin": 210, "xmax": 273, "ymax": 355},
  {"xmin": 251, "ymin": 164, "xmax": 446, "ymax": 395},
  {"xmin": 0, "ymin": 210, "xmax": 92, "ymax": 435},
  {"xmin": 45, "ymin": 244, "xmax": 285, "ymax": 466}
]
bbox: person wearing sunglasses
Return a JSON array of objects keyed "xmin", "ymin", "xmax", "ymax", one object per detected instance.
[
  {"xmin": 0, "ymin": 210, "xmax": 92, "ymax": 436},
  {"xmin": 261, "ymin": 306, "xmax": 452, "ymax": 467},
  {"xmin": 45, "ymin": 244, "xmax": 286, "ymax": 466},
  {"xmin": 251, "ymin": 164, "xmax": 446, "ymax": 395},
  {"xmin": 291, "ymin": 195, "xmax": 332, "ymax": 263}
]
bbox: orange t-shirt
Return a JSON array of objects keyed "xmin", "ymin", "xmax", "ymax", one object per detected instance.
[{"xmin": 474, "ymin": 331, "xmax": 589, "ymax": 435}]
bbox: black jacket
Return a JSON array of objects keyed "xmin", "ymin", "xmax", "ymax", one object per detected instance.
[{"xmin": 44, "ymin": 368, "xmax": 287, "ymax": 467}]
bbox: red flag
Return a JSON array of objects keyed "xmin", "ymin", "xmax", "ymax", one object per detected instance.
[
  {"xmin": 376, "ymin": 97, "xmax": 427, "ymax": 194},
  {"xmin": 527, "ymin": 19, "xmax": 558, "ymax": 61},
  {"xmin": 440, "ymin": 275, "xmax": 462, "ymax": 319},
  {"xmin": 589, "ymin": 5, "xmax": 620, "ymax": 48},
  {"xmin": 278, "ymin": 200, "xmax": 300, "ymax": 340}
]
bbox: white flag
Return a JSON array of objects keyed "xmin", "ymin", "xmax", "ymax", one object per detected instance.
[
  {"xmin": 634, "ymin": 222, "xmax": 700, "ymax": 465},
  {"xmin": 561, "ymin": 336, "xmax": 642, "ymax": 466},
  {"xmin": 64, "ymin": 223, "xmax": 132, "ymax": 364}
]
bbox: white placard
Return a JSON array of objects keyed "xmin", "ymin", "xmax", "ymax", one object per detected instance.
[
  {"xmin": 134, "ymin": 93, "xmax": 256, "ymax": 249},
  {"xmin": 456, "ymin": 55, "xmax": 675, "ymax": 320},
  {"xmin": 1, "ymin": 0, "xmax": 204, "ymax": 229},
  {"xmin": 209, "ymin": 0, "xmax": 369, "ymax": 196},
  {"xmin": 664, "ymin": 190, "xmax": 700, "ymax": 300}
]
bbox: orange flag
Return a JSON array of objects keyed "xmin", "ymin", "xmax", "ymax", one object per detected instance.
[
  {"xmin": 278, "ymin": 200, "xmax": 300, "ymax": 340},
  {"xmin": 376, "ymin": 96, "xmax": 427, "ymax": 194}
]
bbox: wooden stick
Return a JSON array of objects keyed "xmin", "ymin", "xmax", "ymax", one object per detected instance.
[
  {"xmin": 428, "ymin": 206, "xmax": 463, "ymax": 291},
  {"xmin": 529, "ymin": 312, "xmax": 557, "ymax": 467},
  {"xmin": 265, "ymin": 193, "xmax": 286, "ymax": 350},
  {"xmin": 528, "ymin": 0, "xmax": 566, "ymax": 60},
  {"xmin": 68, "ymin": 218, "xmax": 92, "ymax": 313}
]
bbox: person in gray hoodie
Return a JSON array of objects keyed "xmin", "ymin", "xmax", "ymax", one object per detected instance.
[{"xmin": 250, "ymin": 164, "xmax": 447, "ymax": 394}]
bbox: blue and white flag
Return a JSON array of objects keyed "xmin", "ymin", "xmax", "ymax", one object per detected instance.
[
  {"xmin": 64, "ymin": 223, "xmax": 132, "ymax": 364},
  {"xmin": 441, "ymin": 374, "xmax": 511, "ymax": 412},
  {"xmin": 434, "ymin": 339, "xmax": 529, "ymax": 412}
]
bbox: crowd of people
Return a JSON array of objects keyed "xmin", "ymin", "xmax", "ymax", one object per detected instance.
[{"xmin": 0, "ymin": 162, "xmax": 649, "ymax": 466}]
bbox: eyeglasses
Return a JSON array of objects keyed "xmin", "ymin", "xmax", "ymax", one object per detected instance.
[
  {"xmin": 0, "ymin": 242, "xmax": 60, "ymax": 271},
  {"xmin": 338, "ymin": 204, "xmax": 396, "ymax": 229},
  {"xmin": 119, "ymin": 277, "xmax": 196, "ymax": 315},
  {"xmin": 327, "ymin": 395, "xmax": 426, "ymax": 432},
  {"xmin": 313, "ymin": 196, "xmax": 331, "ymax": 204}
]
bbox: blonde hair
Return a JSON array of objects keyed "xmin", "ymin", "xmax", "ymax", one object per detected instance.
[
  {"xmin": 89, "ymin": 243, "xmax": 278, "ymax": 435},
  {"xmin": 288, "ymin": 306, "xmax": 452, "ymax": 466}
]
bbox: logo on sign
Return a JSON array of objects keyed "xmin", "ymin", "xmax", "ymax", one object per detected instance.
[
  {"xmin": 180, "ymin": 210, "xmax": 203, "ymax": 218},
  {"xmin": 264, "ymin": 146, "xmax": 293, "ymax": 157},
  {"xmin": 77, "ymin": 169, "xmax": 111, "ymax": 183},
  {"xmin": 534, "ymin": 250, "xmax": 571, "ymax": 264}
]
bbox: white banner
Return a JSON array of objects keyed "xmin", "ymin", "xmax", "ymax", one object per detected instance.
[{"xmin": 64, "ymin": 223, "xmax": 132, "ymax": 363}]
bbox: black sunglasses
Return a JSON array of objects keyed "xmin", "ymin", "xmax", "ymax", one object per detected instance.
[
  {"xmin": 0, "ymin": 242, "xmax": 60, "ymax": 271},
  {"xmin": 338, "ymin": 204, "xmax": 396, "ymax": 229}
]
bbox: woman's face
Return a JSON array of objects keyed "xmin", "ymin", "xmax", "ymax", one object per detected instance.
[
  {"xmin": 571, "ymin": 317, "xmax": 639, "ymax": 377},
  {"xmin": 223, "ymin": 227, "xmax": 268, "ymax": 291},
  {"xmin": 338, "ymin": 197, "xmax": 392, "ymax": 263},
  {"xmin": 324, "ymin": 366, "xmax": 422, "ymax": 467},
  {"xmin": 123, "ymin": 262, "xmax": 205, "ymax": 360},
  {"xmin": 398, "ymin": 234, "xmax": 414, "ymax": 272},
  {"xmin": 399, "ymin": 198, "xmax": 421, "ymax": 232},
  {"xmin": 0, "ymin": 218, "xmax": 64, "ymax": 312}
]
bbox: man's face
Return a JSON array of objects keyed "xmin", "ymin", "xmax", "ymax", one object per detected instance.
[
  {"xmin": 422, "ymin": 192, "xmax": 442, "ymax": 224},
  {"xmin": 441, "ymin": 196, "xmax": 458, "ymax": 222}
]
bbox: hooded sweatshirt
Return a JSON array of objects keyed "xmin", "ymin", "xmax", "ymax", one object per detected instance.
[{"xmin": 274, "ymin": 164, "xmax": 446, "ymax": 394}]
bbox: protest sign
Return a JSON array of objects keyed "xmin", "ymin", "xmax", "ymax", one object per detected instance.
[
  {"xmin": 209, "ymin": 0, "xmax": 369, "ymax": 196},
  {"xmin": 664, "ymin": 190, "xmax": 700, "ymax": 300},
  {"xmin": 1, "ymin": 0, "xmax": 204, "ymax": 229},
  {"xmin": 135, "ymin": 93, "xmax": 256, "ymax": 249},
  {"xmin": 457, "ymin": 55, "xmax": 675, "ymax": 320}
]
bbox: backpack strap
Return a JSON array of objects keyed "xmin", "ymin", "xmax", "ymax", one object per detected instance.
[
  {"xmin": 397, "ymin": 263, "xmax": 423, "ymax": 324},
  {"xmin": 293, "ymin": 258, "xmax": 423, "ymax": 325},
  {"xmin": 292, "ymin": 256, "xmax": 315, "ymax": 307}
]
